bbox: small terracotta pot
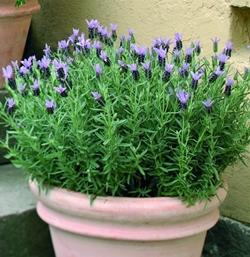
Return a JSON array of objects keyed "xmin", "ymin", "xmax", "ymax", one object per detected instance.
[
  {"xmin": 0, "ymin": 0, "xmax": 40, "ymax": 88},
  {"xmin": 30, "ymin": 181, "xmax": 227, "ymax": 257}
]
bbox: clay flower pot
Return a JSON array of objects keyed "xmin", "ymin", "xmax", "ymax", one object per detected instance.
[
  {"xmin": 30, "ymin": 181, "xmax": 227, "ymax": 257},
  {"xmin": 0, "ymin": 0, "xmax": 40, "ymax": 88}
]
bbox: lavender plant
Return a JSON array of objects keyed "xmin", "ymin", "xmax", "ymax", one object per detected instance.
[{"xmin": 0, "ymin": 19, "xmax": 249, "ymax": 203}]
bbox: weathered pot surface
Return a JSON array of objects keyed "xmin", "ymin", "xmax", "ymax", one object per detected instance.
[
  {"xmin": 30, "ymin": 181, "xmax": 227, "ymax": 257},
  {"xmin": 0, "ymin": 0, "xmax": 40, "ymax": 88}
]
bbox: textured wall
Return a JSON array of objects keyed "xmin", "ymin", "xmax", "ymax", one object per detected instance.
[
  {"xmin": 26, "ymin": 0, "xmax": 250, "ymax": 223},
  {"xmin": 28, "ymin": 0, "xmax": 233, "ymax": 55}
]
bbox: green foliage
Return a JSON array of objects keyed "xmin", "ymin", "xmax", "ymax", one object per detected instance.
[
  {"xmin": 0, "ymin": 21, "xmax": 249, "ymax": 204},
  {"xmin": 15, "ymin": 0, "xmax": 26, "ymax": 7}
]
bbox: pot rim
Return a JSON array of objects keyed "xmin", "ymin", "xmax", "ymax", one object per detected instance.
[
  {"xmin": 30, "ymin": 180, "xmax": 227, "ymax": 221},
  {"xmin": 30, "ymin": 180, "xmax": 227, "ymax": 240}
]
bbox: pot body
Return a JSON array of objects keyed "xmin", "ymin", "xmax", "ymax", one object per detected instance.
[
  {"xmin": 0, "ymin": 0, "xmax": 40, "ymax": 88},
  {"xmin": 30, "ymin": 181, "xmax": 227, "ymax": 257}
]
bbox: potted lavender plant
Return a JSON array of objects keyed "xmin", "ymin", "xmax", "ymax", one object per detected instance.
[
  {"xmin": 0, "ymin": 0, "xmax": 40, "ymax": 88},
  {"xmin": 0, "ymin": 19, "xmax": 249, "ymax": 257}
]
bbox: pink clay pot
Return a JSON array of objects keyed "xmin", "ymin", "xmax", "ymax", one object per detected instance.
[
  {"xmin": 30, "ymin": 181, "xmax": 227, "ymax": 257},
  {"xmin": 0, "ymin": 0, "xmax": 40, "ymax": 88}
]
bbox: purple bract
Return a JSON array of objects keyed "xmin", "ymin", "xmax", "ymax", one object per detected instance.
[
  {"xmin": 176, "ymin": 90, "xmax": 190, "ymax": 108},
  {"xmin": 2, "ymin": 65, "xmax": 13, "ymax": 80},
  {"xmin": 95, "ymin": 64, "xmax": 102, "ymax": 76}
]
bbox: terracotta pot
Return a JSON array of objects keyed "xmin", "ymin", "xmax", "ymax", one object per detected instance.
[
  {"xmin": 0, "ymin": 0, "xmax": 40, "ymax": 88},
  {"xmin": 30, "ymin": 181, "xmax": 227, "ymax": 257}
]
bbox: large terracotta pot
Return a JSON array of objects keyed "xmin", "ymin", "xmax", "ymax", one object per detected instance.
[
  {"xmin": 0, "ymin": 0, "xmax": 40, "ymax": 88},
  {"xmin": 30, "ymin": 181, "xmax": 227, "ymax": 257}
]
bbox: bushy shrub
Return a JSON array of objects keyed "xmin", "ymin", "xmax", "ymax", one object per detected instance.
[{"xmin": 0, "ymin": 20, "xmax": 249, "ymax": 203}]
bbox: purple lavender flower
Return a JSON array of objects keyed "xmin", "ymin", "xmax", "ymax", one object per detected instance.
[
  {"xmin": 128, "ymin": 63, "xmax": 137, "ymax": 71},
  {"xmin": 135, "ymin": 45, "xmax": 148, "ymax": 63},
  {"xmin": 119, "ymin": 35, "xmax": 126, "ymax": 47},
  {"xmin": 77, "ymin": 36, "xmax": 91, "ymax": 53},
  {"xmin": 142, "ymin": 61, "xmax": 150, "ymax": 70},
  {"xmin": 211, "ymin": 37, "xmax": 220, "ymax": 53},
  {"xmin": 179, "ymin": 63, "xmax": 190, "ymax": 78},
  {"xmin": 45, "ymin": 100, "xmax": 56, "ymax": 114},
  {"xmin": 118, "ymin": 60, "xmax": 128, "ymax": 73},
  {"xmin": 154, "ymin": 46, "xmax": 166, "ymax": 68},
  {"xmin": 91, "ymin": 91, "xmax": 102, "ymax": 103},
  {"xmin": 2, "ymin": 65, "xmax": 16, "ymax": 89},
  {"xmin": 128, "ymin": 28, "xmax": 134, "ymax": 37},
  {"xmin": 38, "ymin": 56, "xmax": 51, "ymax": 76},
  {"xmin": 92, "ymin": 41, "xmax": 102, "ymax": 57},
  {"xmin": 191, "ymin": 71, "xmax": 202, "ymax": 89},
  {"xmin": 154, "ymin": 46, "xmax": 166, "ymax": 59},
  {"xmin": 202, "ymin": 98, "xmax": 213, "ymax": 113},
  {"xmin": 106, "ymin": 31, "xmax": 113, "ymax": 46},
  {"xmin": 38, "ymin": 56, "xmax": 50, "ymax": 70},
  {"xmin": 194, "ymin": 40, "xmax": 201, "ymax": 55},
  {"xmin": 174, "ymin": 32, "xmax": 183, "ymax": 50},
  {"xmin": 32, "ymin": 80, "xmax": 40, "ymax": 96},
  {"xmin": 152, "ymin": 38, "xmax": 162, "ymax": 49},
  {"xmin": 86, "ymin": 19, "xmax": 99, "ymax": 39},
  {"xmin": 97, "ymin": 25, "xmax": 104, "ymax": 38},
  {"xmin": 162, "ymin": 38, "xmax": 171, "ymax": 52},
  {"xmin": 224, "ymin": 78, "xmax": 234, "ymax": 96},
  {"xmin": 53, "ymin": 60, "xmax": 68, "ymax": 80},
  {"xmin": 73, "ymin": 28, "xmax": 79, "ymax": 37},
  {"xmin": 58, "ymin": 40, "xmax": 69, "ymax": 50},
  {"xmin": 142, "ymin": 61, "xmax": 152, "ymax": 79},
  {"xmin": 2, "ymin": 65, "xmax": 13, "ymax": 80},
  {"xmin": 19, "ymin": 66, "xmax": 30, "ymax": 76},
  {"xmin": 6, "ymin": 98, "xmax": 16, "ymax": 114},
  {"xmin": 176, "ymin": 90, "xmax": 190, "ymax": 109},
  {"xmin": 173, "ymin": 49, "xmax": 181, "ymax": 64},
  {"xmin": 128, "ymin": 63, "xmax": 140, "ymax": 81},
  {"xmin": 78, "ymin": 33, "xmax": 85, "ymax": 43},
  {"xmin": 116, "ymin": 47, "xmax": 124, "ymax": 59},
  {"xmin": 214, "ymin": 66, "xmax": 224, "ymax": 76},
  {"xmin": 21, "ymin": 56, "xmax": 34, "ymax": 70},
  {"xmin": 84, "ymin": 39, "xmax": 91, "ymax": 51},
  {"xmin": 128, "ymin": 28, "xmax": 135, "ymax": 42},
  {"xmin": 100, "ymin": 27, "xmax": 108, "ymax": 43},
  {"xmin": 162, "ymin": 63, "xmax": 174, "ymax": 82},
  {"xmin": 100, "ymin": 50, "xmax": 111, "ymax": 66},
  {"xmin": 55, "ymin": 85, "xmax": 67, "ymax": 97},
  {"xmin": 18, "ymin": 84, "xmax": 26, "ymax": 96},
  {"xmin": 218, "ymin": 53, "xmax": 228, "ymax": 70},
  {"xmin": 68, "ymin": 28, "xmax": 79, "ymax": 43},
  {"xmin": 110, "ymin": 23, "xmax": 118, "ymax": 41},
  {"xmin": 95, "ymin": 64, "xmax": 102, "ymax": 78},
  {"xmin": 100, "ymin": 50, "xmax": 107, "ymax": 60},
  {"xmin": 110, "ymin": 23, "xmax": 118, "ymax": 32},
  {"xmin": 209, "ymin": 66, "xmax": 224, "ymax": 83},
  {"xmin": 165, "ymin": 64, "xmax": 174, "ymax": 73},
  {"xmin": 130, "ymin": 43, "xmax": 137, "ymax": 55},
  {"xmin": 185, "ymin": 48, "xmax": 193, "ymax": 63},
  {"xmin": 43, "ymin": 44, "xmax": 51, "ymax": 57},
  {"xmin": 224, "ymin": 41, "xmax": 233, "ymax": 57}
]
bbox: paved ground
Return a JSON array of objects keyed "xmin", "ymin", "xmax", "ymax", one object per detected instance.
[
  {"xmin": 0, "ymin": 165, "xmax": 35, "ymax": 217},
  {"xmin": 0, "ymin": 165, "xmax": 55, "ymax": 257}
]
